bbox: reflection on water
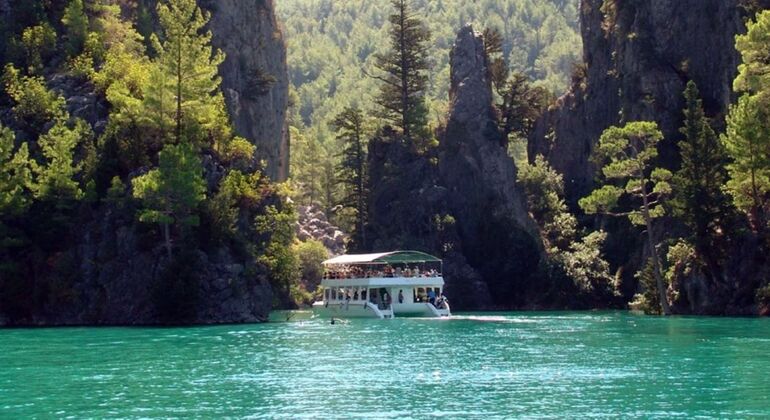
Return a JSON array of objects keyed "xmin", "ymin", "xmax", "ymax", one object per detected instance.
[{"xmin": 1, "ymin": 312, "xmax": 769, "ymax": 418}]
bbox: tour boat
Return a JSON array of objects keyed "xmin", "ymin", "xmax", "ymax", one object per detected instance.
[{"xmin": 312, "ymin": 251, "xmax": 451, "ymax": 319}]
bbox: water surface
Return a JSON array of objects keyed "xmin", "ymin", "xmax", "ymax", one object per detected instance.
[{"xmin": 1, "ymin": 312, "xmax": 769, "ymax": 418}]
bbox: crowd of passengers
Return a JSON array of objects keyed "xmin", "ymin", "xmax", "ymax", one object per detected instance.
[{"xmin": 323, "ymin": 265, "xmax": 440, "ymax": 280}]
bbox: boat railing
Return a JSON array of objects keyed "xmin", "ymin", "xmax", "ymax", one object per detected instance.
[
  {"xmin": 323, "ymin": 273, "xmax": 443, "ymax": 280},
  {"xmin": 425, "ymin": 302, "xmax": 451, "ymax": 317}
]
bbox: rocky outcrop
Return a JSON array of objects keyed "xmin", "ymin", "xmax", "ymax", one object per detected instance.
[
  {"xmin": 48, "ymin": 74, "xmax": 109, "ymax": 135},
  {"xmin": 295, "ymin": 204, "xmax": 348, "ymax": 256},
  {"xmin": 437, "ymin": 25, "xmax": 543, "ymax": 308},
  {"xmin": 1, "ymin": 199, "xmax": 273, "ymax": 327},
  {"xmin": 530, "ymin": 0, "xmax": 749, "ymax": 202},
  {"xmin": 440, "ymin": 25, "xmax": 538, "ymax": 239},
  {"xmin": 365, "ymin": 25, "xmax": 543, "ymax": 309},
  {"xmin": 205, "ymin": 0, "xmax": 290, "ymax": 181},
  {"xmin": 529, "ymin": 0, "xmax": 770, "ymax": 315}
]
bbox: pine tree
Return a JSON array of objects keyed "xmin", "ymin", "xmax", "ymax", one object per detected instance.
[
  {"xmin": 723, "ymin": 10, "xmax": 770, "ymax": 232},
  {"xmin": 333, "ymin": 107, "xmax": 369, "ymax": 250},
  {"xmin": 722, "ymin": 95, "xmax": 770, "ymax": 231},
  {"xmin": 372, "ymin": 0, "xmax": 431, "ymax": 150},
  {"xmin": 0, "ymin": 124, "xmax": 35, "ymax": 254},
  {"xmin": 482, "ymin": 30, "xmax": 550, "ymax": 146},
  {"xmin": 62, "ymin": 0, "xmax": 89, "ymax": 57},
  {"xmin": 132, "ymin": 143, "xmax": 206, "ymax": 258},
  {"xmin": 672, "ymin": 81, "xmax": 732, "ymax": 255},
  {"xmin": 147, "ymin": 0, "xmax": 227, "ymax": 146},
  {"xmin": 35, "ymin": 118, "xmax": 91, "ymax": 206},
  {"xmin": 580, "ymin": 122, "xmax": 673, "ymax": 315}
]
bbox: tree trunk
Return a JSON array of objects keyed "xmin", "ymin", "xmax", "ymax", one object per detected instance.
[
  {"xmin": 398, "ymin": 0, "xmax": 409, "ymax": 140},
  {"xmin": 176, "ymin": 39, "xmax": 183, "ymax": 145},
  {"xmin": 163, "ymin": 222, "xmax": 172, "ymax": 259},
  {"xmin": 641, "ymin": 183, "xmax": 671, "ymax": 315}
]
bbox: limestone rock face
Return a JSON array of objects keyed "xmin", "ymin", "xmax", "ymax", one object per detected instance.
[
  {"xmin": 438, "ymin": 26, "xmax": 542, "ymax": 308},
  {"xmin": 440, "ymin": 25, "xmax": 537, "ymax": 238},
  {"xmin": 530, "ymin": 0, "xmax": 749, "ymax": 202},
  {"xmin": 295, "ymin": 204, "xmax": 349, "ymax": 256},
  {"xmin": 205, "ymin": 0, "xmax": 290, "ymax": 181}
]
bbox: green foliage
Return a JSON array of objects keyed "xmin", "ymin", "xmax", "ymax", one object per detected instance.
[
  {"xmin": 580, "ymin": 122, "xmax": 671, "ymax": 225},
  {"xmin": 722, "ymin": 94, "xmax": 770, "ymax": 231},
  {"xmin": 207, "ymin": 169, "xmax": 264, "ymax": 244},
  {"xmin": 723, "ymin": 12, "xmax": 770, "ymax": 232},
  {"xmin": 294, "ymin": 239, "xmax": 328, "ymax": 292},
  {"xmin": 518, "ymin": 155, "xmax": 616, "ymax": 297},
  {"xmin": 255, "ymin": 203, "xmax": 300, "ymax": 306},
  {"xmin": 485, "ymin": 32, "xmax": 553, "ymax": 146},
  {"xmin": 672, "ymin": 81, "xmax": 732, "ymax": 256},
  {"xmin": 734, "ymin": 10, "xmax": 770, "ymax": 97},
  {"xmin": 280, "ymin": 0, "xmax": 579, "ymax": 219},
  {"xmin": 20, "ymin": 23, "xmax": 57, "ymax": 74},
  {"xmin": 62, "ymin": 0, "xmax": 89, "ymax": 58},
  {"xmin": 372, "ymin": 0, "xmax": 432, "ymax": 149},
  {"xmin": 222, "ymin": 137, "xmax": 256, "ymax": 171},
  {"xmin": 630, "ymin": 259, "xmax": 662, "ymax": 315},
  {"xmin": 35, "ymin": 118, "xmax": 92, "ymax": 206},
  {"xmin": 333, "ymin": 106, "xmax": 369, "ymax": 250},
  {"xmin": 665, "ymin": 239, "xmax": 699, "ymax": 306},
  {"xmin": 289, "ymin": 126, "xmax": 325, "ymax": 206},
  {"xmin": 132, "ymin": 143, "xmax": 206, "ymax": 257},
  {"xmin": 0, "ymin": 125, "xmax": 35, "ymax": 219},
  {"xmin": 3, "ymin": 64, "xmax": 66, "ymax": 134},
  {"xmin": 580, "ymin": 121, "xmax": 672, "ymax": 314},
  {"xmin": 149, "ymin": 0, "xmax": 228, "ymax": 146},
  {"xmin": 557, "ymin": 230, "xmax": 617, "ymax": 296},
  {"xmin": 276, "ymin": 0, "xmax": 580, "ymax": 145}
]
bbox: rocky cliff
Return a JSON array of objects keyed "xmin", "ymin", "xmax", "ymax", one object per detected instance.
[
  {"xmin": 366, "ymin": 25, "xmax": 544, "ymax": 309},
  {"xmin": 530, "ymin": 0, "xmax": 749, "ymax": 202},
  {"xmin": 529, "ymin": 0, "xmax": 770, "ymax": 315},
  {"xmin": 204, "ymin": 0, "xmax": 290, "ymax": 182},
  {"xmin": 438, "ymin": 25, "xmax": 543, "ymax": 307}
]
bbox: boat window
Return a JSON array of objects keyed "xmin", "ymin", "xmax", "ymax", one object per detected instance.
[
  {"xmin": 361, "ymin": 289, "xmax": 367, "ymax": 301},
  {"xmin": 414, "ymin": 288, "xmax": 425, "ymax": 303},
  {"xmin": 324, "ymin": 288, "xmax": 330, "ymax": 300},
  {"xmin": 331, "ymin": 288, "xmax": 337, "ymax": 300}
]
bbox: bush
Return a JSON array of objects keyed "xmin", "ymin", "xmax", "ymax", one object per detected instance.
[
  {"xmin": 294, "ymin": 239, "xmax": 328, "ymax": 292},
  {"xmin": 630, "ymin": 259, "xmax": 662, "ymax": 315},
  {"xmin": 20, "ymin": 23, "xmax": 57, "ymax": 74},
  {"xmin": 3, "ymin": 64, "xmax": 66, "ymax": 132}
]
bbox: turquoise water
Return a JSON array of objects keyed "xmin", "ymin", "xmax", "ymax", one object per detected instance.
[{"xmin": 1, "ymin": 312, "xmax": 769, "ymax": 418}]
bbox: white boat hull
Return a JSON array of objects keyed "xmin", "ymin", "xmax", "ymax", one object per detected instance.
[{"xmin": 312, "ymin": 301, "xmax": 450, "ymax": 319}]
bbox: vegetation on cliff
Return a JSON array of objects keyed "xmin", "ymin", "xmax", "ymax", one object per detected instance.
[{"xmin": 0, "ymin": 0, "xmax": 300, "ymax": 324}]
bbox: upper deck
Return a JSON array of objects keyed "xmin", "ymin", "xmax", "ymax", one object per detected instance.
[{"xmin": 321, "ymin": 250, "xmax": 444, "ymax": 288}]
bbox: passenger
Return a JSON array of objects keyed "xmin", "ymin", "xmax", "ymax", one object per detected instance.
[
  {"xmin": 353, "ymin": 290, "xmax": 359, "ymax": 300},
  {"xmin": 383, "ymin": 292, "xmax": 391, "ymax": 308},
  {"xmin": 398, "ymin": 289, "xmax": 404, "ymax": 304},
  {"xmin": 427, "ymin": 288, "xmax": 436, "ymax": 305},
  {"xmin": 395, "ymin": 267, "xmax": 402, "ymax": 277}
]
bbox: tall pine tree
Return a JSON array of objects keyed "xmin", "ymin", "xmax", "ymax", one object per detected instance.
[
  {"xmin": 333, "ymin": 107, "xmax": 369, "ymax": 251},
  {"xmin": 723, "ymin": 10, "xmax": 770, "ymax": 232},
  {"xmin": 672, "ymin": 81, "xmax": 732, "ymax": 256},
  {"xmin": 132, "ymin": 143, "xmax": 206, "ymax": 258},
  {"xmin": 147, "ymin": 0, "xmax": 227, "ymax": 147},
  {"xmin": 580, "ymin": 122, "xmax": 673, "ymax": 315},
  {"xmin": 372, "ymin": 0, "xmax": 431, "ymax": 150}
]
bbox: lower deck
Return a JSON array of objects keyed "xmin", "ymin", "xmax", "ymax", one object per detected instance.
[{"xmin": 312, "ymin": 281, "xmax": 451, "ymax": 319}]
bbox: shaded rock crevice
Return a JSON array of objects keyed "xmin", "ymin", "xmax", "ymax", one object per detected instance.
[{"xmin": 204, "ymin": 0, "xmax": 290, "ymax": 182}]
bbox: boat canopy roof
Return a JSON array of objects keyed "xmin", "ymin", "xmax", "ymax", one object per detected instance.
[{"xmin": 323, "ymin": 250, "xmax": 441, "ymax": 266}]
